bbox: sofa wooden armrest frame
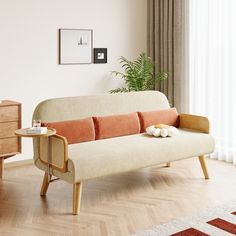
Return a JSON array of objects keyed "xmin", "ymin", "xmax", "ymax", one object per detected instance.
[
  {"xmin": 39, "ymin": 134, "xmax": 68, "ymax": 173},
  {"xmin": 38, "ymin": 134, "xmax": 82, "ymax": 214},
  {"xmin": 179, "ymin": 114, "xmax": 210, "ymax": 134},
  {"xmin": 179, "ymin": 113, "xmax": 210, "ymax": 180}
]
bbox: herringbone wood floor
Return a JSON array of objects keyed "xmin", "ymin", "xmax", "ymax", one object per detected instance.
[{"xmin": 1, "ymin": 158, "xmax": 236, "ymax": 236}]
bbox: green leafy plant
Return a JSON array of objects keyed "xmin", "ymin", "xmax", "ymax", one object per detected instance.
[{"xmin": 110, "ymin": 53, "xmax": 168, "ymax": 93}]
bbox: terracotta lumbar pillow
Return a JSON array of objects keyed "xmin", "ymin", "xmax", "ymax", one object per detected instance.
[
  {"xmin": 42, "ymin": 118, "xmax": 95, "ymax": 144},
  {"xmin": 138, "ymin": 108, "xmax": 179, "ymax": 132},
  {"xmin": 93, "ymin": 112, "xmax": 141, "ymax": 140}
]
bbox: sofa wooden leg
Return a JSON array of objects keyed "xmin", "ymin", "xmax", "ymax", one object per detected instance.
[
  {"xmin": 40, "ymin": 172, "xmax": 51, "ymax": 196},
  {"xmin": 166, "ymin": 162, "xmax": 171, "ymax": 167},
  {"xmin": 198, "ymin": 155, "xmax": 209, "ymax": 179},
  {"xmin": 73, "ymin": 182, "xmax": 82, "ymax": 215}
]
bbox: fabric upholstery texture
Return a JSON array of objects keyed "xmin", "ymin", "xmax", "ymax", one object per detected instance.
[
  {"xmin": 93, "ymin": 112, "xmax": 140, "ymax": 140},
  {"xmin": 32, "ymin": 91, "xmax": 214, "ymax": 184},
  {"xmin": 32, "ymin": 91, "xmax": 170, "ymax": 123},
  {"xmin": 139, "ymin": 107, "xmax": 179, "ymax": 132},
  {"xmin": 42, "ymin": 118, "xmax": 95, "ymax": 144},
  {"xmin": 71, "ymin": 129, "xmax": 213, "ymax": 183},
  {"xmin": 35, "ymin": 129, "xmax": 214, "ymax": 184},
  {"xmin": 32, "ymin": 91, "xmax": 170, "ymax": 183}
]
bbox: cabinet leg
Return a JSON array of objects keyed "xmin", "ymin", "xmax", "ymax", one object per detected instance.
[{"xmin": 0, "ymin": 158, "xmax": 3, "ymax": 179}]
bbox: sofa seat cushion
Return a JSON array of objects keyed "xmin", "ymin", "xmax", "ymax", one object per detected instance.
[{"xmin": 67, "ymin": 129, "xmax": 214, "ymax": 183}]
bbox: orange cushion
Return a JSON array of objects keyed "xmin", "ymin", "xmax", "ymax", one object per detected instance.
[
  {"xmin": 42, "ymin": 118, "xmax": 95, "ymax": 144},
  {"xmin": 93, "ymin": 112, "xmax": 141, "ymax": 140},
  {"xmin": 138, "ymin": 108, "xmax": 179, "ymax": 132}
]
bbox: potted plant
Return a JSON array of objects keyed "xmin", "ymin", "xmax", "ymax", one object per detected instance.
[{"xmin": 110, "ymin": 52, "xmax": 168, "ymax": 93}]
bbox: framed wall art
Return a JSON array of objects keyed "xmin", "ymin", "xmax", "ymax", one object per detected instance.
[
  {"xmin": 59, "ymin": 29, "xmax": 93, "ymax": 64},
  {"xmin": 94, "ymin": 48, "xmax": 107, "ymax": 64}
]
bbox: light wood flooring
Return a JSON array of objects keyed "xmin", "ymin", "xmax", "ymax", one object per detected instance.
[{"xmin": 1, "ymin": 158, "xmax": 236, "ymax": 236}]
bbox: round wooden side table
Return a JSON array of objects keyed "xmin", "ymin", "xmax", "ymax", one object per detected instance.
[
  {"xmin": 15, "ymin": 128, "xmax": 56, "ymax": 182},
  {"xmin": 15, "ymin": 127, "xmax": 56, "ymax": 138}
]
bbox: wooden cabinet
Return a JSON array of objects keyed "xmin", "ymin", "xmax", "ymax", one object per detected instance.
[{"xmin": 0, "ymin": 100, "xmax": 21, "ymax": 178}]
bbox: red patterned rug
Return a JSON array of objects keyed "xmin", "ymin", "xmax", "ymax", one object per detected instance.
[{"xmin": 134, "ymin": 203, "xmax": 236, "ymax": 236}]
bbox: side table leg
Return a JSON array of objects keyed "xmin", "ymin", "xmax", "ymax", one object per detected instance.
[
  {"xmin": 0, "ymin": 158, "xmax": 4, "ymax": 179},
  {"xmin": 47, "ymin": 137, "xmax": 52, "ymax": 183},
  {"xmin": 47, "ymin": 165, "xmax": 51, "ymax": 183}
]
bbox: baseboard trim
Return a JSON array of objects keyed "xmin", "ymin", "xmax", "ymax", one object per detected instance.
[{"xmin": 4, "ymin": 159, "xmax": 33, "ymax": 168}]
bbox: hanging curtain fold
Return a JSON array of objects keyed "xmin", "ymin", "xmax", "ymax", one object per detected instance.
[{"xmin": 147, "ymin": 0, "xmax": 188, "ymax": 112}]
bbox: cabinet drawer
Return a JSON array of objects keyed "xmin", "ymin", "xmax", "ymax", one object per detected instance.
[
  {"xmin": 0, "ymin": 122, "xmax": 19, "ymax": 138},
  {"xmin": 0, "ymin": 137, "xmax": 19, "ymax": 156},
  {"xmin": 0, "ymin": 105, "xmax": 19, "ymax": 122}
]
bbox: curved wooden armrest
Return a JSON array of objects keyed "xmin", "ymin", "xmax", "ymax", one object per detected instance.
[
  {"xmin": 179, "ymin": 114, "xmax": 210, "ymax": 133},
  {"xmin": 39, "ymin": 134, "xmax": 68, "ymax": 173}
]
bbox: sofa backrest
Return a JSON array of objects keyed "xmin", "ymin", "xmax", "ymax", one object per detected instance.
[
  {"xmin": 32, "ymin": 91, "xmax": 170, "ymax": 123},
  {"xmin": 32, "ymin": 91, "xmax": 170, "ymax": 164}
]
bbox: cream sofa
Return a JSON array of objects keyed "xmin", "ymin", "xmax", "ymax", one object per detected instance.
[{"xmin": 32, "ymin": 91, "xmax": 214, "ymax": 215}]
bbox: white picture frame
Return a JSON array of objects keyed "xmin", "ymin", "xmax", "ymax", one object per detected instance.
[{"xmin": 59, "ymin": 29, "xmax": 93, "ymax": 64}]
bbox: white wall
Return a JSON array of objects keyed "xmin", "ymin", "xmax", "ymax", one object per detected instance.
[{"xmin": 0, "ymin": 0, "xmax": 147, "ymax": 163}]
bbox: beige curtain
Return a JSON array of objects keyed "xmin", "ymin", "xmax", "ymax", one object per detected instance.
[{"xmin": 147, "ymin": 0, "xmax": 188, "ymax": 112}]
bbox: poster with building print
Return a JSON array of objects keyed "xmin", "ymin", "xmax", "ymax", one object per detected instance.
[{"xmin": 59, "ymin": 29, "xmax": 93, "ymax": 64}]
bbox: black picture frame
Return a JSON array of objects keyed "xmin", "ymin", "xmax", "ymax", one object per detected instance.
[{"xmin": 94, "ymin": 48, "xmax": 107, "ymax": 64}]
